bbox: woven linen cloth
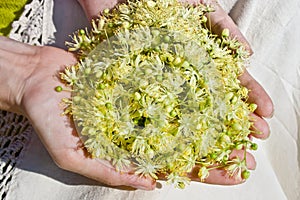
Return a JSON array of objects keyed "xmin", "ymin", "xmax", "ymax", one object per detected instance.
[{"xmin": 1, "ymin": 0, "xmax": 299, "ymax": 199}]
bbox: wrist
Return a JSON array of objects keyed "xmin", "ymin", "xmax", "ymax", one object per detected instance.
[{"xmin": 0, "ymin": 38, "xmax": 40, "ymax": 114}]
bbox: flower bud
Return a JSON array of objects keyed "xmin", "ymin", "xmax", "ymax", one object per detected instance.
[
  {"xmin": 242, "ymin": 170, "xmax": 250, "ymax": 179},
  {"xmin": 222, "ymin": 28, "xmax": 230, "ymax": 38}
]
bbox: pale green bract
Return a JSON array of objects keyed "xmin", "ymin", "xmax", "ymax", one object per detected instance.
[{"xmin": 61, "ymin": 0, "xmax": 258, "ymax": 188}]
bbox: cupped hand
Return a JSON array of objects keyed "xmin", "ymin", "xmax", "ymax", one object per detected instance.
[
  {"xmin": 203, "ymin": 0, "xmax": 274, "ymax": 140},
  {"xmin": 78, "ymin": 0, "xmax": 274, "ymax": 186},
  {"xmin": 1, "ymin": 0, "xmax": 274, "ymax": 190},
  {"xmin": 188, "ymin": 0, "xmax": 274, "ymax": 184},
  {"xmin": 0, "ymin": 36, "xmax": 155, "ymax": 190},
  {"xmin": 78, "ymin": 0, "xmax": 274, "ymax": 119}
]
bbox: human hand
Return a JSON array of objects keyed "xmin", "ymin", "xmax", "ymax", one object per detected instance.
[
  {"xmin": 0, "ymin": 0, "xmax": 274, "ymax": 191},
  {"xmin": 187, "ymin": 0, "xmax": 274, "ymax": 184},
  {"xmin": 0, "ymin": 36, "xmax": 156, "ymax": 190},
  {"xmin": 77, "ymin": 0, "xmax": 274, "ymax": 186}
]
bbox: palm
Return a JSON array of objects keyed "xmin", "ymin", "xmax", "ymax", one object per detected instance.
[
  {"xmin": 21, "ymin": 46, "xmax": 258, "ymax": 185},
  {"xmin": 1, "ymin": 0, "xmax": 274, "ymax": 187},
  {"xmin": 21, "ymin": 46, "xmax": 78, "ymax": 156},
  {"xmin": 20, "ymin": 46, "xmax": 155, "ymax": 189}
]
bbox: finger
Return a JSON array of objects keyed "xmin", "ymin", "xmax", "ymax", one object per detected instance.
[
  {"xmin": 201, "ymin": 1, "xmax": 274, "ymax": 118},
  {"xmin": 54, "ymin": 147, "xmax": 156, "ymax": 190},
  {"xmin": 38, "ymin": 46, "xmax": 77, "ymax": 70},
  {"xmin": 239, "ymin": 70, "xmax": 274, "ymax": 118},
  {"xmin": 195, "ymin": 2, "xmax": 275, "ymax": 117},
  {"xmin": 157, "ymin": 150, "xmax": 256, "ymax": 185},
  {"xmin": 202, "ymin": 0, "xmax": 253, "ymax": 53},
  {"xmin": 229, "ymin": 149, "xmax": 256, "ymax": 170},
  {"xmin": 47, "ymin": 125, "xmax": 156, "ymax": 190},
  {"xmin": 187, "ymin": 150, "xmax": 256, "ymax": 185},
  {"xmin": 196, "ymin": 3, "xmax": 274, "ymax": 118},
  {"xmin": 250, "ymin": 113, "xmax": 270, "ymax": 139}
]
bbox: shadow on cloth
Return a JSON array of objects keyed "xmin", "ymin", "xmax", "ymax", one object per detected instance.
[{"xmin": 16, "ymin": 128, "xmax": 137, "ymax": 191}]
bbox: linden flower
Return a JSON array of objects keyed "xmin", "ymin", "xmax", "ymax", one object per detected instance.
[
  {"xmin": 198, "ymin": 166, "xmax": 210, "ymax": 182},
  {"xmin": 60, "ymin": 0, "xmax": 259, "ymax": 188},
  {"xmin": 167, "ymin": 172, "xmax": 191, "ymax": 189},
  {"xmin": 135, "ymin": 158, "xmax": 163, "ymax": 179},
  {"xmin": 226, "ymin": 157, "xmax": 249, "ymax": 180}
]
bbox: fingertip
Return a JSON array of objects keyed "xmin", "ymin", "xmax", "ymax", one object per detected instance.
[
  {"xmin": 239, "ymin": 70, "xmax": 274, "ymax": 118},
  {"xmin": 250, "ymin": 113, "xmax": 271, "ymax": 140},
  {"xmin": 187, "ymin": 150, "xmax": 256, "ymax": 185},
  {"xmin": 261, "ymin": 101, "xmax": 274, "ymax": 119},
  {"xmin": 230, "ymin": 150, "xmax": 256, "ymax": 170},
  {"xmin": 204, "ymin": 0, "xmax": 253, "ymax": 54},
  {"xmin": 128, "ymin": 175, "xmax": 156, "ymax": 190},
  {"xmin": 204, "ymin": 169, "xmax": 243, "ymax": 185},
  {"xmin": 255, "ymin": 100, "xmax": 274, "ymax": 119}
]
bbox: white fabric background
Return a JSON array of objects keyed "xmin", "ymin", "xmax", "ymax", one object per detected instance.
[{"xmin": 6, "ymin": 0, "xmax": 300, "ymax": 199}]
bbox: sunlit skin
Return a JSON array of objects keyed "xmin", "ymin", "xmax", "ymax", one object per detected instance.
[
  {"xmin": 0, "ymin": 0, "xmax": 273, "ymax": 190},
  {"xmin": 64, "ymin": 0, "xmax": 261, "ymax": 188}
]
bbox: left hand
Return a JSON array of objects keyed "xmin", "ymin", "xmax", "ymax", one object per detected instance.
[{"xmin": 0, "ymin": 36, "xmax": 156, "ymax": 190}]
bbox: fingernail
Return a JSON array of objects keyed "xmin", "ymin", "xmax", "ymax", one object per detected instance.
[
  {"xmin": 262, "ymin": 128, "xmax": 271, "ymax": 140},
  {"xmin": 131, "ymin": 180, "xmax": 156, "ymax": 190},
  {"xmin": 134, "ymin": 185, "xmax": 154, "ymax": 190},
  {"xmin": 266, "ymin": 109, "xmax": 275, "ymax": 119}
]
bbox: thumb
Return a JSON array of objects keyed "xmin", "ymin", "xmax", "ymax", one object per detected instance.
[
  {"xmin": 54, "ymin": 147, "xmax": 156, "ymax": 190},
  {"xmin": 204, "ymin": 0, "xmax": 253, "ymax": 54}
]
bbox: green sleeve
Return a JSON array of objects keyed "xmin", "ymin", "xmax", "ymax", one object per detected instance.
[{"xmin": 0, "ymin": 0, "xmax": 31, "ymax": 36}]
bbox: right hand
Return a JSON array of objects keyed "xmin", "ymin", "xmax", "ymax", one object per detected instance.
[{"xmin": 77, "ymin": 0, "xmax": 274, "ymax": 186}]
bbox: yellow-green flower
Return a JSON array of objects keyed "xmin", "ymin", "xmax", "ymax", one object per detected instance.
[{"xmin": 61, "ymin": 0, "xmax": 257, "ymax": 188}]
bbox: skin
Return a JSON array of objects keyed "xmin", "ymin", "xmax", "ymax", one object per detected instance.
[{"xmin": 0, "ymin": 0, "xmax": 273, "ymax": 190}]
